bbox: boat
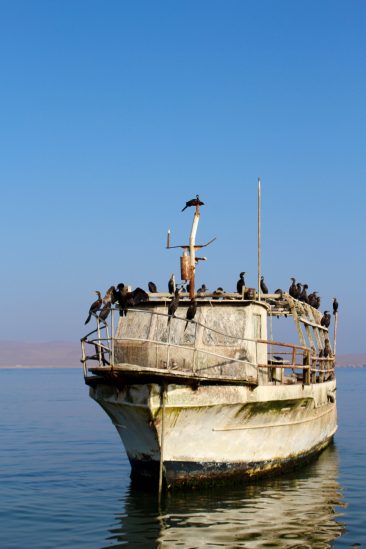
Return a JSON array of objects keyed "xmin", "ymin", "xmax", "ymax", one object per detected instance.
[{"xmin": 81, "ymin": 188, "xmax": 338, "ymax": 490}]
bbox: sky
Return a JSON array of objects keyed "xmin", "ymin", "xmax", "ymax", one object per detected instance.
[{"xmin": 0, "ymin": 1, "xmax": 365, "ymax": 353}]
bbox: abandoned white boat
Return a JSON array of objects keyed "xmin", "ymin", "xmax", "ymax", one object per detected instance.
[{"xmin": 81, "ymin": 190, "xmax": 337, "ymax": 489}]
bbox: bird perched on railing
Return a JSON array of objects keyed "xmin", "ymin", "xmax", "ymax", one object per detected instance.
[
  {"xmin": 99, "ymin": 301, "xmax": 111, "ymax": 323},
  {"xmin": 260, "ymin": 276, "xmax": 268, "ymax": 294},
  {"xmin": 103, "ymin": 286, "xmax": 117, "ymax": 304},
  {"xmin": 213, "ymin": 287, "xmax": 225, "ymax": 300},
  {"xmin": 308, "ymin": 292, "xmax": 317, "ymax": 308},
  {"xmin": 185, "ymin": 299, "xmax": 197, "ymax": 330},
  {"xmin": 299, "ymin": 284, "xmax": 309, "ymax": 304},
  {"xmin": 289, "ymin": 278, "xmax": 299, "ymax": 299},
  {"xmin": 181, "ymin": 194, "xmax": 204, "ymax": 212},
  {"xmin": 84, "ymin": 291, "xmax": 103, "ymax": 324},
  {"xmin": 321, "ymin": 311, "xmax": 331, "ymax": 329},
  {"xmin": 168, "ymin": 289, "xmax": 180, "ymax": 323},
  {"xmin": 236, "ymin": 272, "xmax": 246, "ymax": 295},
  {"xmin": 148, "ymin": 281, "xmax": 157, "ymax": 293},
  {"xmin": 168, "ymin": 273, "xmax": 176, "ymax": 294},
  {"xmin": 333, "ymin": 298, "xmax": 339, "ymax": 315},
  {"xmin": 197, "ymin": 284, "xmax": 207, "ymax": 296}
]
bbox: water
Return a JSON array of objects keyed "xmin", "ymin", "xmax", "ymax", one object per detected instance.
[{"xmin": 0, "ymin": 368, "xmax": 364, "ymax": 548}]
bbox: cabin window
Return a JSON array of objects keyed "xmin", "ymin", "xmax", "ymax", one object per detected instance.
[
  {"xmin": 254, "ymin": 314, "xmax": 262, "ymax": 339},
  {"xmin": 202, "ymin": 308, "xmax": 246, "ymax": 346}
]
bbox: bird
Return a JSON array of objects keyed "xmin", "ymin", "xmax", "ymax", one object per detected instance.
[
  {"xmin": 308, "ymin": 292, "xmax": 316, "ymax": 308},
  {"xmin": 185, "ymin": 299, "xmax": 197, "ymax": 330},
  {"xmin": 289, "ymin": 278, "xmax": 299, "ymax": 299},
  {"xmin": 323, "ymin": 338, "xmax": 332, "ymax": 358},
  {"xmin": 274, "ymin": 288, "xmax": 284, "ymax": 298},
  {"xmin": 314, "ymin": 292, "xmax": 321, "ymax": 309},
  {"xmin": 197, "ymin": 284, "xmax": 207, "ymax": 296},
  {"xmin": 321, "ymin": 311, "xmax": 331, "ymax": 329},
  {"xmin": 168, "ymin": 273, "xmax": 176, "ymax": 294},
  {"xmin": 296, "ymin": 283, "xmax": 302, "ymax": 298},
  {"xmin": 213, "ymin": 287, "xmax": 225, "ymax": 299},
  {"xmin": 260, "ymin": 276, "xmax": 268, "ymax": 294},
  {"xmin": 333, "ymin": 298, "xmax": 339, "ymax": 315},
  {"xmin": 148, "ymin": 281, "xmax": 157, "ymax": 293},
  {"xmin": 103, "ymin": 286, "xmax": 117, "ymax": 304},
  {"xmin": 168, "ymin": 289, "xmax": 180, "ymax": 323},
  {"xmin": 181, "ymin": 195, "xmax": 204, "ymax": 212},
  {"xmin": 236, "ymin": 272, "xmax": 246, "ymax": 295},
  {"xmin": 116, "ymin": 285, "xmax": 149, "ymax": 316},
  {"xmin": 85, "ymin": 291, "xmax": 103, "ymax": 324},
  {"xmin": 99, "ymin": 301, "xmax": 111, "ymax": 323},
  {"xmin": 299, "ymin": 284, "xmax": 309, "ymax": 304}
]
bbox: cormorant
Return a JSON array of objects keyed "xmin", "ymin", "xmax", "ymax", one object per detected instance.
[
  {"xmin": 168, "ymin": 273, "xmax": 176, "ymax": 294},
  {"xmin": 274, "ymin": 288, "xmax": 283, "ymax": 298},
  {"xmin": 321, "ymin": 311, "xmax": 331, "ymax": 329},
  {"xmin": 148, "ymin": 281, "xmax": 157, "ymax": 293},
  {"xmin": 181, "ymin": 195, "xmax": 204, "ymax": 212},
  {"xmin": 213, "ymin": 287, "xmax": 225, "ymax": 299},
  {"xmin": 197, "ymin": 284, "xmax": 207, "ymax": 296},
  {"xmin": 314, "ymin": 292, "xmax": 321, "ymax": 309},
  {"xmin": 185, "ymin": 299, "xmax": 197, "ymax": 330},
  {"xmin": 99, "ymin": 301, "xmax": 111, "ymax": 322},
  {"xmin": 323, "ymin": 338, "xmax": 332, "ymax": 358},
  {"xmin": 236, "ymin": 272, "xmax": 246, "ymax": 295},
  {"xmin": 296, "ymin": 283, "xmax": 302, "ymax": 298},
  {"xmin": 84, "ymin": 291, "xmax": 103, "ymax": 325},
  {"xmin": 299, "ymin": 284, "xmax": 309, "ymax": 304},
  {"xmin": 289, "ymin": 278, "xmax": 298, "ymax": 298},
  {"xmin": 308, "ymin": 292, "xmax": 316, "ymax": 308},
  {"xmin": 168, "ymin": 289, "xmax": 180, "ymax": 323},
  {"xmin": 333, "ymin": 298, "xmax": 339, "ymax": 315},
  {"xmin": 103, "ymin": 286, "xmax": 117, "ymax": 304},
  {"xmin": 116, "ymin": 285, "xmax": 149, "ymax": 316},
  {"xmin": 260, "ymin": 276, "xmax": 268, "ymax": 294}
]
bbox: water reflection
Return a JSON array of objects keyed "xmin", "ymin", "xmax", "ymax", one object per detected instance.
[{"xmin": 103, "ymin": 444, "xmax": 345, "ymax": 548}]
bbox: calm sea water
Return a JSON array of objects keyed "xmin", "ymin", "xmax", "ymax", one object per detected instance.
[{"xmin": 0, "ymin": 367, "xmax": 364, "ymax": 548}]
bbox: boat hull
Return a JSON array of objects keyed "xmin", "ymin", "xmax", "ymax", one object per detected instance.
[{"xmin": 90, "ymin": 379, "xmax": 337, "ymax": 488}]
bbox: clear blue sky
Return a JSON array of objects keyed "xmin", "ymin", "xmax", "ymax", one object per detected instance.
[{"xmin": 1, "ymin": 1, "xmax": 365, "ymax": 353}]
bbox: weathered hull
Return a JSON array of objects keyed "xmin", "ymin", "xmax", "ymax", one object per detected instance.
[{"xmin": 90, "ymin": 379, "xmax": 337, "ymax": 488}]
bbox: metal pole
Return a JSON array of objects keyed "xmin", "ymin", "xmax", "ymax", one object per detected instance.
[
  {"xmin": 189, "ymin": 205, "xmax": 200, "ymax": 299},
  {"xmin": 111, "ymin": 307, "xmax": 115, "ymax": 367},
  {"xmin": 158, "ymin": 385, "xmax": 166, "ymax": 503},
  {"xmin": 257, "ymin": 177, "xmax": 261, "ymax": 301}
]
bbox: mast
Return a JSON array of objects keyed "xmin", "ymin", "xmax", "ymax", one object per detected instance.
[{"xmin": 257, "ymin": 177, "xmax": 261, "ymax": 301}]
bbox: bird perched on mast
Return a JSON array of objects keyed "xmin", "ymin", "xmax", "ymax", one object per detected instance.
[
  {"xmin": 168, "ymin": 288, "xmax": 180, "ymax": 323},
  {"xmin": 236, "ymin": 272, "xmax": 246, "ymax": 295},
  {"xmin": 333, "ymin": 298, "xmax": 339, "ymax": 315},
  {"xmin": 181, "ymin": 194, "xmax": 204, "ymax": 212},
  {"xmin": 84, "ymin": 291, "xmax": 103, "ymax": 324},
  {"xmin": 260, "ymin": 276, "xmax": 268, "ymax": 294}
]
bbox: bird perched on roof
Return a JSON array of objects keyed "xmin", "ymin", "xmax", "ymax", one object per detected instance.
[
  {"xmin": 299, "ymin": 284, "xmax": 309, "ymax": 304},
  {"xmin": 333, "ymin": 298, "xmax": 339, "ymax": 315},
  {"xmin": 289, "ymin": 278, "xmax": 299, "ymax": 299},
  {"xmin": 99, "ymin": 301, "xmax": 111, "ymax": 323},
  {"xmin": 168, "ymin": 289, "xmax": 180, "ymax": 323},
  {"xmin": 236, "ymin": 272, "xmax": 246, "ymax": 295},
  {"xmin": 260, "ymin": 276, "xmax": 268, "ymax": 294},
  {"xmin": 321, "ymin": 311, "xmax": 331, "ymax": 329},
  {"xmin": 185, "ymin": 299, "xmax": 197, "ymax": 330},
  {"xmin": 213, "ymin": 287, "xmax": 225, "ymax": 300},
  {"xmin": 181, "ymin": 195, "xmax": 204, "ymax": 212},
  {"xmin": 85, "ymin": 291, "xmax": 103, "ymax": 325},
  {"xmin": 168, "ymin": 273, "xmax": 176, "ymax": 294},
  {"xmin": 116, "ymin": 284, "xmax": 149, "ymax": 316},
  {"xmin": 148, "ymin": 281, "xmax": 157, "ymax": 293},
  {"xmin": 197, "ymin": 284, "xmax": 207, "ymax": 296}
]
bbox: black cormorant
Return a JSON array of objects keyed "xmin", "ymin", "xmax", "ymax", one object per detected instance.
[
  {"xmin": 323, "ymin": 338, "xmax": 332, "ymax": 358},
  {"xmin": 84, "ymin": 291, "xmax": 103, "ymax": 324},
  {"xmin": 289, "ymin": 278, "xmax": 298, "ymax": 298},
  {"xmin": 99, "ymin": 302, "xmax": 111, "ymax": 322},
  {"xmin": 299, "ymin": 284, "xmax": 309, "ymax": 304},
  {"xmin": 213, "ymin": 287, "xmax": 225, "ymax": 299},
  {"xmin": 168, "ymin": 289, "xmax": 180, "ymax": 323},
  {"xmin": 148, "ymin": 281, "xmax": 157, "ymax": 293},
  {"xmin": 308, "ymin": 292, "xmax": 316, "ymax": 308},
  {"xmin": 197, "ymin": 284, "xmax": 207, "ymax": 296},
  {"xmin": 168, "ymin": 274, "xmax": 176, "ymax": 294},
  {"xmin": 260, "ymin": 276, "xmax": 268, "ymax": 294},
  {"xmin": 185, "ymin": 299, "xmax": 197, "ymax": 330},
  {"xmin": 181, "ymin": 195, "xmax": 204, "ymax": 212},
  {"xmin": 333, "ymin": 298, "xmax": 339, "ymax": 315},
  {"xmin": 274, "ymin": 288, "xmax": 284, "ymax": 298},
  {"xmin": 236, "ymin": 272, "xmax": 246, "ymax": 295},
  {"xmin": 321, "ymin": 311, "xmax": 331, "ymax": 329}
]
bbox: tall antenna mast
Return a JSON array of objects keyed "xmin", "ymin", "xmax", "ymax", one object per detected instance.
[{"xmin": 257, "ymin": 177, "xmax": 261, "ymax": 301}]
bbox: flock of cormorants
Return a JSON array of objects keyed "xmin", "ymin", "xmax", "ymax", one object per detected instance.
[
  {"xmin": 84, "ymin": 194, "xmax": 338, "ymax": 334},
  {"xmin": 84, "ymin": 272, "xmax": 339, "ymax": 334}
]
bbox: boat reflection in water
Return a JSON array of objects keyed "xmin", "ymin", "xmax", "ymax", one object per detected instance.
[{"xmin": 103, "ymin": 444, "xmax": 345, "ymax": 548}]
